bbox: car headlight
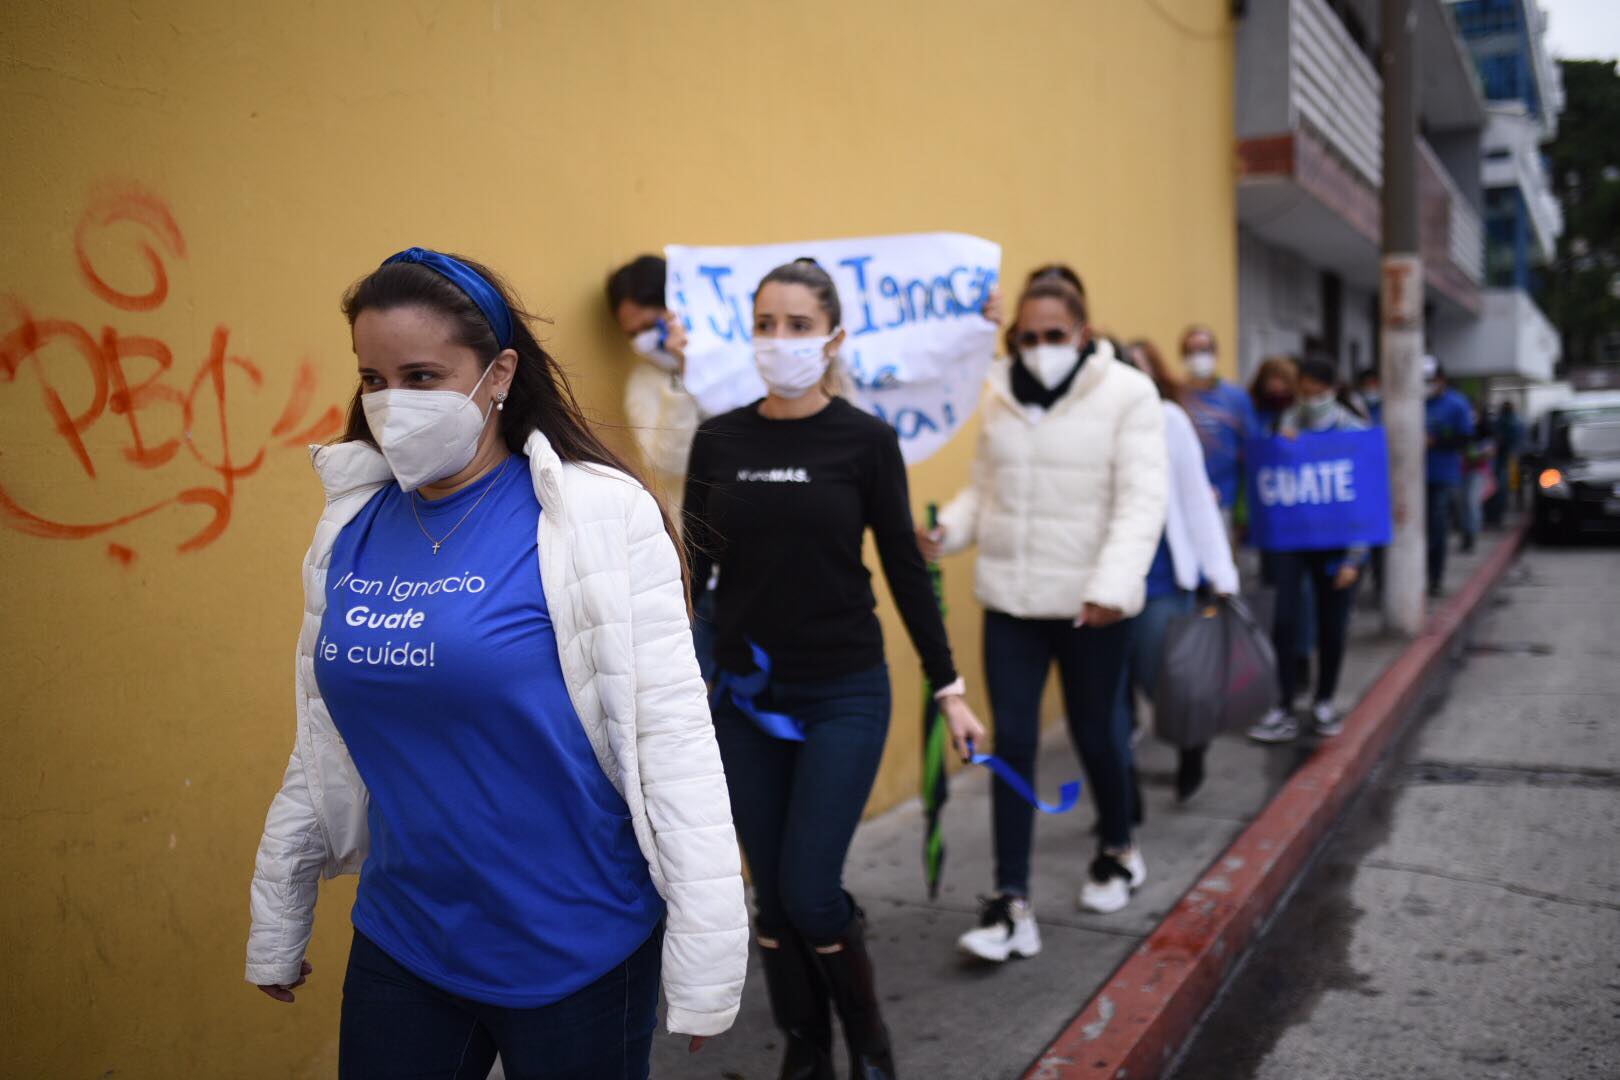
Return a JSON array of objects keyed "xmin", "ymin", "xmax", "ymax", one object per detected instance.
[{"xmin": 1538, "ymin": 468, "xmax": 1571, "ymax": 498}]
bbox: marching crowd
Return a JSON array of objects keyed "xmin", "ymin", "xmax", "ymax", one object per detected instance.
[{"xmin": 243, "ymin": 247, "xmax": 1509, "ymax": 1079}]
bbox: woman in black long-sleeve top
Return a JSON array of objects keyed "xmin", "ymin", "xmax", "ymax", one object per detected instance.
[{"xmin": 683, "ymin": 259, "xmax": 984, "ymax": 1080}]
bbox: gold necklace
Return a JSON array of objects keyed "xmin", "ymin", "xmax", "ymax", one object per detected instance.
[{"xmin": 410, "ymin": 457, "xmax": 511, "ymax": 555}]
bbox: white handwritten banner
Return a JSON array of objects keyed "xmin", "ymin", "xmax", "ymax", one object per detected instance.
[{"xmin": 665, "ymin": 232, "xmax": 1001, "ymax": 464}]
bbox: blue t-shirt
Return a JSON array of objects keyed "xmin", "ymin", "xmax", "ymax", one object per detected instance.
[
  {"xmin": 1144, "ymin": 533, "xmax": 1179, "ymax": 599},
  {"xmin": 1187, "ymin": 381, "xmax": 1257, "ymax": 507},
  {"xmin": 315, "ymin": 457, "xmax": 664, "ymax": 1007},
  {"xmin": 1425, "ymin": 389, "xmax": 1474, "ymax": 486}
]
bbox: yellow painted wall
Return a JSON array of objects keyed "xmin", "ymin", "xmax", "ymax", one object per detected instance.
[{"xmin": 0, "ymin": 1, "xmax": 1234, "ymax": 1074}]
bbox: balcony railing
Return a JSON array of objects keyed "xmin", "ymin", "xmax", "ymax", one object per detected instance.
[
  {"xmin": 1419, "ymin": 138, "xmax": 1486, "ymax": 285},
  {"xmin": 1290, "ymin": 0, "xmax": 1382, "ymax": 187}
]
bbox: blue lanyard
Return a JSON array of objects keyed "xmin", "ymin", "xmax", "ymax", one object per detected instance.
[{"xmin": 715, "ymin": 646, "xmax": 1081, "ymax": 813}]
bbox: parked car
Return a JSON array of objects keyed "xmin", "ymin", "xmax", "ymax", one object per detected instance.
[{"xmin": 1525, "ymin": 400, "xmax": 1620, "ymax": 542}]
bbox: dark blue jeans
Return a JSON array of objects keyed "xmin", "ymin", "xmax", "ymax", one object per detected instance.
[
  {"xmin": 338, "ymin": 927, "xmax": 661, "ymax": 1080},
  {"xmin": 1427, "ymin": 482, "xmax": 1458, "ymax": 591},
  {"xmin": 1272, "ymin": 550, "xmax": 1358, "ymax": 707},
  {"xmin": 983, "ymin": 610, "xmax": 1132, "ymax": 894},
  {"xmin": 712, "ymin": 663, "xmax": 890, "ymax": 943}
]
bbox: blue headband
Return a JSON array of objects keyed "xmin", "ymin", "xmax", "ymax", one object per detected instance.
[{"xmin": 380, "ymin": 247, "xmax": 515, "ymax": 349}]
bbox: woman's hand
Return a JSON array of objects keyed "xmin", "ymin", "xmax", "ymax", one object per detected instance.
[
  {"xmin": 939, "ymin": 694, "xmax": 987, "ymax": 760},
  {"xmin": 982, "ymin": 286, "xmax": 1005, "ymax": 328},
  {"xmin": 688, "ymin": 1036, "xmax": 708, "ymax": 1054},
  {"xmin": 1333, "ymin": 564, "xmax": 1361, "ymax": 590},
  {"xmin": 661, "ymin": 313, "xmax": 688, "ymax": 372},
  {"xmin": 1077, "ymin": 603, "xmax": 1125, "ymax": 628},
  {"xmin": 256, "ymin": 960, "xmax": 312, "ymax": 1003},
  {"xmin": 915, "ymin": 523, "xmax": 945, "ymax": 562}
]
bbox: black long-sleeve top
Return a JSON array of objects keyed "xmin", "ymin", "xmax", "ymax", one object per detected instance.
[{"xmin": 682, "ymin": 397, "xmax": 958, "ymax": 689}]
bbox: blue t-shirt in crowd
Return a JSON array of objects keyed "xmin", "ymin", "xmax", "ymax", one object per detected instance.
[
  {"xmin": 1425, "ymin": 389, "xmax": 1474, "ymax": 487},
  {"xmin": 1187, "ymin": 380, "xmax": 1256, "ymax": 507},
  {"xmin": 1144, "ymin": 533, "xmax": 1179, "ymax": 599},
  {"xmin": 315, "ymin": 456, "xmax": 664, "ymax": 1007}
]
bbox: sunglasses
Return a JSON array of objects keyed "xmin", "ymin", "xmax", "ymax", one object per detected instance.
[{"xmin": 1015, "ymin": 328, "xmax": 1078, "ymax": 349}]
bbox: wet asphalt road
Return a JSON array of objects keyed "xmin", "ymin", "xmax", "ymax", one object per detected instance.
[{"xmin": 1169, "ymin": 541, "xmax": 1620, "ymax": 1080}]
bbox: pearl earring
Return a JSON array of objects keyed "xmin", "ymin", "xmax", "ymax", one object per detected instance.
[{"xmin": 496, "ymin": 393, "xmax": 506, "ymax": 412}]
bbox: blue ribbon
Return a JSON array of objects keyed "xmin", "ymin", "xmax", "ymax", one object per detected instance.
[
  {"xmin": 966, "ymin": 740, "xmax": 1082, "ymax": 815},
  {"xmin": 714, "ymin": 643, "xmax": 805, "ymax": 742},
  {"xmin": 717, "ymin": 646, "xmax": 1082, "ymax": 815},
  {"xmin": 381, "ymin": 247, "xmax": 516, "ymax": 349}
]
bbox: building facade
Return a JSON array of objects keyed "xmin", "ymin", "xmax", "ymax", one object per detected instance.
[
  {"xmin": 1443, "ymin": 0, "xmax": 1565, "ymax": 387},
  {"xmin": 1233, "ymin": 0, "xmax": 1488, "ymax": 386}
]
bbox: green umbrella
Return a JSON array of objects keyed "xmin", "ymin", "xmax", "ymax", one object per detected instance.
[{"xmin": 920, "ymin": 502, "xmax": 950, "ymax": 899}]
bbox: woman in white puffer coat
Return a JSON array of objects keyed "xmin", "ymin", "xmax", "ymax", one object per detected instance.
[
  {"xmin": 919, "ymin": 274, "xmax": 1167, "ymax": 960},
  {"xmin": 244, "ymin": 249, "xmax": 746, "ymax": 1080}
]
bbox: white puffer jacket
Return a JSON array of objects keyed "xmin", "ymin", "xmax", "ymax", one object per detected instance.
[
  {"xmin": 624, "ymin": 364, "xmax": 703, "ymax": 487},
  {"xmin": 937, "ymin": 344, "xmax": 1168, "ymax": 619},
  {"xmin": 244, "ymin": 430, "xmax": 748, "ymax": 1036}
]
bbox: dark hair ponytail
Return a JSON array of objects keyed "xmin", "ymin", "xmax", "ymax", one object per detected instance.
[
  {"xmin": 338, "ymin": 255, "xmax": 688, "ymax": 591},
  {"xmin": 757, "ymin": 258, "xmax": 842, "ymax": 329}
]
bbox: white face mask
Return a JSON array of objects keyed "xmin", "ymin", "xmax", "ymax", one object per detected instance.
[
  {"xmin": 1023, "ymin": 343, "xmax": 1081, "ymax": 390},
  {"xmin": 754, "ymin": 335, "xmax": 832, "ymax": 399},
  {"xmin": 630, "ymin": 325, "xmax": 680, "ymax": 373},
  {"xmin": 1185, "ymin": 350, "xmax": 1218, "ymax": 379},
  {"xmin": 362, "ymin": 362, "xmax": 497, "ymax": 493},
  {"xmin": 1302, "ymin": 391, "xmax": 1336, "ymax": 420}
]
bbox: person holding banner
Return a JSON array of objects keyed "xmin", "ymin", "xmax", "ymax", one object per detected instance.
[
  {"xmin": 246, "ymin": 249, "xmax": 748, "ymax": 1079},
  {"xmin": 606, "ymin": 254, "xmax": 704, "ymax": 492},
  {"xmin": 1247, "ymin": 356, "xmax": 1372, "ymax": 744},
  {"xmin": 605, "ymin": 254, "xmax": 721, "ymax": 680},
  {"xmin": 921, "ymin": 275, "xmax": 1167, "ymax": 937},
  {"xmin": 683, "ymin": 257, "xmax": 987, "ymax": 1080},
  {"xmin": 1120, "ymin": 340, "xmax": 1240, "ymax": 802}
]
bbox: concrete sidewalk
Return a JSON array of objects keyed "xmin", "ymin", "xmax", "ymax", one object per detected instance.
[{"xmin": 650, "ymin": 532, "xmax": 1516, "ymax": 1080}]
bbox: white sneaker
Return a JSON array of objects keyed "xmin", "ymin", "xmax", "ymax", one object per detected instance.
[
  {"xmin": 1311, "ymin": 701, "xmax": 1343, "ymax": 737},
  {"xmin": 957, "ymin": 894, "xmax": 1041, "ymax": 962},
  {"xmin": 1079, "ymin": 849, "xmax": 1143, "ymax": 914},
  {"xmin": 1247, "ymin": 707, "xmax": 1300, "ymax": 744}
]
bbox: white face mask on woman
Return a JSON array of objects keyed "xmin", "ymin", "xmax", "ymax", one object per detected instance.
[
  {"xmin": 754, "ymin": 336, "xmax": 832, "ymax": 399},
  {"xmin": 1301, "ymin": 390, "xmax": 1337, "ymax": 424},
  {"xmin": 1185, "ymin": 350, "xmax": 1218, "ymax": 380},
  {"xmin": 362, "ymin": 362, "xmax": 497, "ymax": 492},
  {"xmin": 1023, "ymin": 343, "xmax": 1081, "ymax": 390}
]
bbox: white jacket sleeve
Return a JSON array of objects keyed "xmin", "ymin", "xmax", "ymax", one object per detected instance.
[
  {"xmin": 1167, "ymin": 404, "xmax": 1240, "ymax": 595},
  {"xmin": 1084, "ymin": 385, "xmax": 1169, "ymax": 616},
  {"xmin": 935, "ymin": 421, "xmax": 991, "ymax": 557},
  {"xmin": 625, "ymin": 365, "xmax": 702, "ymax": 481},
  {"xmin": 623, "ymin": 490, "xmax": 748, "ymax": 1037},
  {"xmin": 244, "ymin": 738, "xmax": 328, "ymax": 987}
]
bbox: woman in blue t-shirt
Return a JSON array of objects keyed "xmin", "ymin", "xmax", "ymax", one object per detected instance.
[{"xmin": 245, "ymin": 250, "xmax": 747, "ymax": 1079}]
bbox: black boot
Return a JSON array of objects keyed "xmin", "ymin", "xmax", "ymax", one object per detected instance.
[
  {"xmin": 1176, "ymin": 745, "xmax": 1207, "ymax": 803},
  {"xmin": 757, "ymin": 922, "xmax": 835, "ymax": 1080},
  {"xmin": 811, "ymin": 908, "xmax": 897, "ymax": 1080}
]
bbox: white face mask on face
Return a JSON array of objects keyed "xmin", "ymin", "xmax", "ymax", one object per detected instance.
[
  {"xmin": 1185, "ymin": 350, "xmax": 1218, "ymax": 380},
  {"xmin": 1024, "ymin": 343, "xmax": 1081, "ymax": 390},
  {"xmin": 630, "ymin": 325, "xmax": 680, "ymax": 373},
  {"xmin": 754, "ymin": 336, "xmax": 832, "ymax": 399},
  {"xmin": 362, "ymin": 362, "xmax": 497, "ymax": 493}
]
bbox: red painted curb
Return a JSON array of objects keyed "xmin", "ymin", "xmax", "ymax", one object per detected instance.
[{"xmin": 1024, "ymin": 523, "xmax": 1530, "ymax": 1080}]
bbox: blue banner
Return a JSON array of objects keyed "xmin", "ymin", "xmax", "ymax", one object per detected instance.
[{"xmin": 1245, "ymin": 429, "xmax": 1392, "ymax": 551}]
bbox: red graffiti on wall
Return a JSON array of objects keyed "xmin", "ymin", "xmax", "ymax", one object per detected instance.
[{"xmin": 0, "ymin": 184, "xmax": 344, "ymax": 556}]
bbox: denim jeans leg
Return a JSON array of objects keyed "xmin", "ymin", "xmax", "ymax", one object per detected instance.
[
  {"xmin": 712, "ymin": 686, "xmax": 800, "ymax": 928},
  {"xmin": 339, "ymin": 930, "xmax": 498, "ymax": 1080},
  {"xmin": 1055, "ymin": 620, "xmax": 1133, "ymax": 850},
  {"xmin": 1311, "ymin": 554, "xmax": 1358, "ymax": 704},
  {"xmin": 982, "ymin": 610, "xmax": 1055, "ymax": 897},
  {"xmin": 1270, "ymin": 552, "xmax": 1308, "ymax": 707},
  {"xmin": 771, "ymin": 666, "xmax": 892, "ymax": 943},
  {"xmin": 484, "ymin": 928, "xmax": 664, "ymax": 1080},
  {"xmin": 1427, "ymin": 483, "xmax": 1455, "ymax": 589}
]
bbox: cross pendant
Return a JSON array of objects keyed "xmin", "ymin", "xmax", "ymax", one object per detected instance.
[{"xmin": 431, "ymin": 542, "xmax": 441, "ymax": 555}]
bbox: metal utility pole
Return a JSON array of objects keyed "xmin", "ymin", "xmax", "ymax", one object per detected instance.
[{"xmin": 1380, "ymin": 0, "xmax": 1425, "ymax": 636}]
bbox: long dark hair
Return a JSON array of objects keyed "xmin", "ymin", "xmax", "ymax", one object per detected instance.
[{"xmin": 338, "ymin": 254, "xmax": 688, "ymax": 588}]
